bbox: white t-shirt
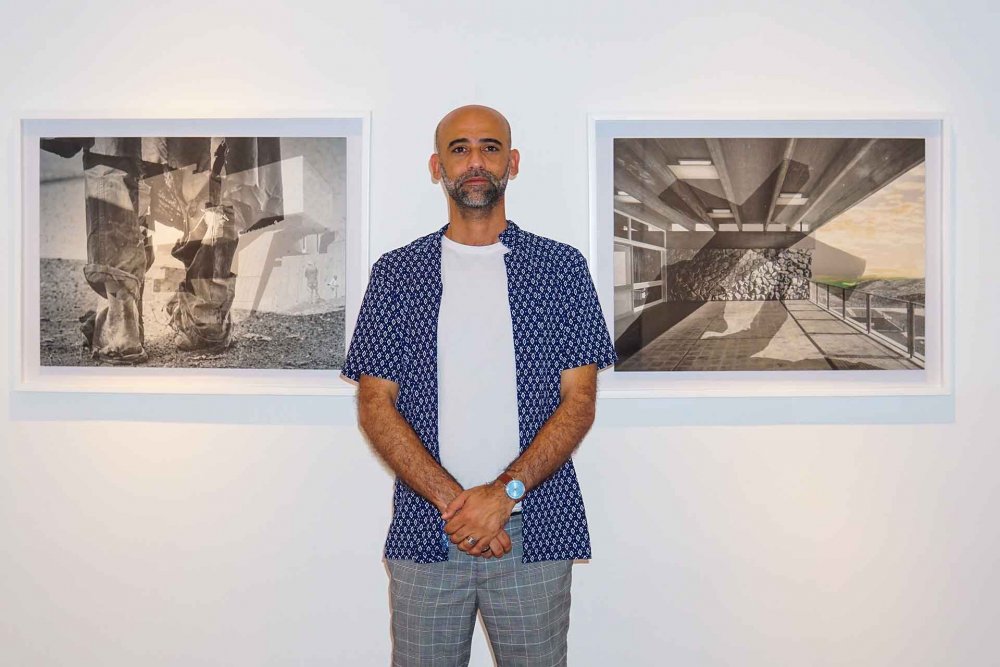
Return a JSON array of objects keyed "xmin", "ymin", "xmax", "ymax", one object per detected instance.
[{"xmin": 437, "ymin": 235, "xmax": 520, "ymax": 494}]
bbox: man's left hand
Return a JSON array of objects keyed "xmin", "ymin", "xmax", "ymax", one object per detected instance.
[{"xmin": 442, "ymin": 483, "xmax": 517, "ymax": 555}]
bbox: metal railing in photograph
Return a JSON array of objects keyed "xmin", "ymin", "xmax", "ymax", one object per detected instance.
[{"xmin": 807, "ymin": 279, "xmax": 925, "ymax": 364}]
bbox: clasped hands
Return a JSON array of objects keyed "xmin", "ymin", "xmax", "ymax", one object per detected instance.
[{"xmin": 442, "ymin": 482, "xmax": 517, "ymax": 559}]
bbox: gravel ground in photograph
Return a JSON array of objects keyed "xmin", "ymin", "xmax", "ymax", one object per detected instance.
[{"xmin": 40, "ymin": 258, "xmax": 346, "ymax": 369}]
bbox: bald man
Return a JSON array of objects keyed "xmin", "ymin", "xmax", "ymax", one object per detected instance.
[{"xmin": 343, "ymin": 105, "xmax": 616, "ymax": 666}]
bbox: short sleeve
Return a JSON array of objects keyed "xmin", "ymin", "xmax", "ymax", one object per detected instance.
[
  {"xmin": 341, "ymin": 256, "xmax": 405, "ymax": 384},
  {"xmin": 559, "ymin": 249, "xmax": 618, "ymax": 371}
]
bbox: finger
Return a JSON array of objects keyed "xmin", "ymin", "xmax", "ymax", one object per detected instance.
[
  {"xmin": 441, "ymin": 490, "xmax": 471, "ymax": 521},
  {"xmin": 471, "ymin": 537, "xmax": 494, "ymax": 558},
  {"xmin": 453, "ymin": 533, "xmax": 483, "ymax": 553},
  {"xmin": 497, "ymin": 529, "xmax": 512, "ymax": 554},
  {"xmin": 446, "ymin": 512, "xmax": 488, "ymax": 538},
  {"xmin": 443, "ymin": 515, "xmax": 466, "ymax": 536},
  {"xmin": 488, "ymin": 537, "xmax": 505, "ymax": 558}
]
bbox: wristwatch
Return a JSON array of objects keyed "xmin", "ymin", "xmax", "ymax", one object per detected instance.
[{"xmin": 497, "ymin": 472, "xmax": 525, "ymax": 501}]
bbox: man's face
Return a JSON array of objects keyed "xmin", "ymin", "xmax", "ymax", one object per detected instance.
[{"xmin": 431, "ymin": 107, "xmax": 519, "ymax": 211}]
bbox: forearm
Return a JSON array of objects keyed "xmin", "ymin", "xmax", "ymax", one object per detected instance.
[
  {"xmin": 505, "ymin": 386, "xmax": 596, "ymax": 492},
  {"xmin": 358, "ymin": 390, "xmax": 462, "ymax": 513}
]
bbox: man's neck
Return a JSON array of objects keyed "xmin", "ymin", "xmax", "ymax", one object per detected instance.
[{"xmin": 445, "ymin": 201, "xmax": 508, "ymax": 246}]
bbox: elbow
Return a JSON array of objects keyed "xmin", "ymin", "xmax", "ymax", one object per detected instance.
[{"xmin": 356, "ymin": 392, "xmax": 380, "ymax": 440}]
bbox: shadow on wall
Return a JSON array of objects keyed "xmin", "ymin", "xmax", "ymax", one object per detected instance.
[{"xmin": 614, "ymin": 268, "xmax": 679, "ymax": 361}]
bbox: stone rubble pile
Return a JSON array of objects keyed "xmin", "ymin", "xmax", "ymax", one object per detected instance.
[{"xmin": 665, "ymin": 249, "xmax": 812, "ymax": 301}]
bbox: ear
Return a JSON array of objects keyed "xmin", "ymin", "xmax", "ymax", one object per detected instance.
[
  {"xmin": 508, "ymin": 148, "xmax": 520, "ymax": 180},
  {"xmin": 429, "ymin": 153, "xmax": 441, "ymax": 183}
]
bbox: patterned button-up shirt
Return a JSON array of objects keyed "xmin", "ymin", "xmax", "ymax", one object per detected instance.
[{"xmin": 342, "ymin": 221, "xmax": 616, "ymax": 563}]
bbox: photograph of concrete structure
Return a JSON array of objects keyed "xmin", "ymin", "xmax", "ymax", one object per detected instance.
[
  {"xmin": 608, "ymin": 132, "xmax": 929, "ymax": 374},
  {"xmin": 18, "ymin": 117, "xmax": 369, "ymax": 394}
]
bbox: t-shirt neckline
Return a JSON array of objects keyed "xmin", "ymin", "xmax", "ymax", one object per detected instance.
[{"xmin": 441, "ymin": 234, "xmax": 508, "ymax": 255}]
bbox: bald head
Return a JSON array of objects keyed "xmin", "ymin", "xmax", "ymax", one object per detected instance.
[{"xmin": 434, "ymin": 105, "xmax": 512, "ymax": 154}]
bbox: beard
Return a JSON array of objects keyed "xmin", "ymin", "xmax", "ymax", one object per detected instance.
[{"xmin": 440, "ymin": 162, "xmax": 510, "ymax": 210}]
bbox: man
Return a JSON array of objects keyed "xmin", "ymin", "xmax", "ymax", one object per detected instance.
[{"xmin": 342, "ymin": 105, "xmax": 616, "ymax": 666}]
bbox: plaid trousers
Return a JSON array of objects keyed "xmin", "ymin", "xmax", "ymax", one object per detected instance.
[{"xmin": 386, "ymin": 514, "xmax": 573, "ymax": 666}]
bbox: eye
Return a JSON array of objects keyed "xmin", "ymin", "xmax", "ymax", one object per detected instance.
[
  {"xmin": 451, "ymin": 145, "xmax": 468, "ymax": 154},
  {"xmin": 484, "ymin": 145, "xmax": 500, "ymax": 152}
]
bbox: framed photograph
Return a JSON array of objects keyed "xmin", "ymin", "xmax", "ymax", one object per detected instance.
[
  {"xmin": 15, "ymin": 116, "xmax": 369, "ymax": 394},
  {"xmin": 589, "ymin": 116, "xmax": 949, "ymax": 397}
]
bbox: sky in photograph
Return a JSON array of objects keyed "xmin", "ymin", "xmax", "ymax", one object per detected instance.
[{"xmin": 811, "ymin": 163, "xmax": 925, "ymax": 279}]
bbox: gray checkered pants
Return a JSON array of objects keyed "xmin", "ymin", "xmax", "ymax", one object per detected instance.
[{"xmin": 386, "ymin": 514, "xmax": 573, "ymax": 666}]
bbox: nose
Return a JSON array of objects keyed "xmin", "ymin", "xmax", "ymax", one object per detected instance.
[{"xmin": 466, "ymin": 149, "xmax": 484, "ymax": 169}]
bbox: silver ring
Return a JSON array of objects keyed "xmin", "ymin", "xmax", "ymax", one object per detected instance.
[{"xmin": 466, "ymin": 536, "xmax": 478, "ymax": 546}]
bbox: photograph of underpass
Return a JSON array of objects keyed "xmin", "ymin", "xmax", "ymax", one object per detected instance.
[{"xmin": 612, "ymin": 136, "xmax": 926, "ymax": 372}]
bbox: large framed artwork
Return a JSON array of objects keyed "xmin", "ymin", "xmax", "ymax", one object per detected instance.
[
  {"xmin": 589, "ymin": 116, "xmax": 949, "ymax": 397},
  {"xmin": 16, "ymin": 116, "xmax": 369, "ymax": 394}
]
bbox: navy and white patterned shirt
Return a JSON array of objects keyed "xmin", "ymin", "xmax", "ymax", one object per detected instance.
[{"xmin": 342, "ymin": 221, "xmax": 616, "ymax": 563}]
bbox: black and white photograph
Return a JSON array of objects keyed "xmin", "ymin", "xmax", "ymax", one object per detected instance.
[
  {"xmin": 590, "ymin": 118, "xmax": 946, "ymax": 396},
  {"xmin": 18, "ymin": 117, "xmax": 369, "ymax": 393}
]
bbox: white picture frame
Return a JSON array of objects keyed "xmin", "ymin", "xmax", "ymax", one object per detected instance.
[
  {"xmin": 588, "ymin": 115, "xmax": 950, "ymax": 398},
  {"xmin": 14, "ymin": 115, "xmax": 370, "ymax": 395}
]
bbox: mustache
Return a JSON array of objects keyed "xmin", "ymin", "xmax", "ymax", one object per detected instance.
[{"xmin": 456, "ymin": 168, "xmax": 502, "ymax": 187}]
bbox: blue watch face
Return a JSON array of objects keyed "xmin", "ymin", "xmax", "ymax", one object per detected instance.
[{"xmin": 505, "ymin": 479, "xmax": 526, "ymax": 500}]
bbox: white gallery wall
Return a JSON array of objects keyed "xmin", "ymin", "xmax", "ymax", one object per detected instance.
[{"xmin": 2, "ymin": 1, "xmax": 997, "ymax": 665}]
